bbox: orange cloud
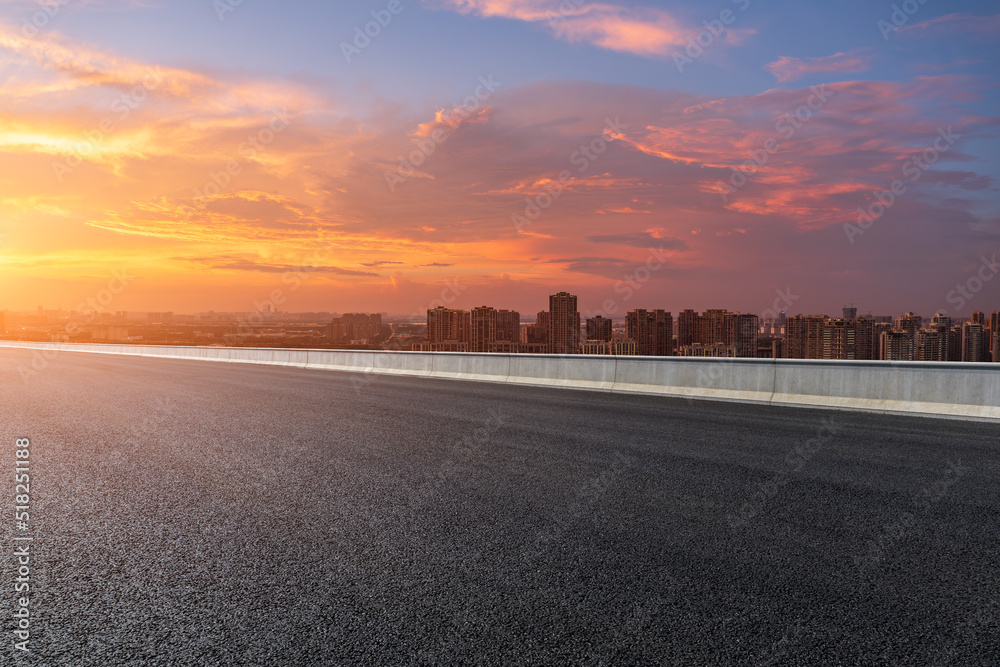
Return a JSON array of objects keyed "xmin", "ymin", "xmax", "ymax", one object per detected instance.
[{"xmin": 0, "ymin": 21, "xmax": 991, "ymax": 316}]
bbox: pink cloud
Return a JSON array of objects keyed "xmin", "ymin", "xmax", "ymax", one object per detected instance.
[
  {"xmin": 897, "ymin": 12, "xmax": 1000, "ymax": 37},
  {"xmin": 425, "ymin": 0, "xmax": 753, "ymax": 58},
  {"xmin": 764, "ymin": 51, "xmax": 873, "ymax": 83}
]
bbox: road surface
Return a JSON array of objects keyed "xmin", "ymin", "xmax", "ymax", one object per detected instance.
[{"xmin": 1, "ymin": 347, "xmax": 997, "ymax": 665}]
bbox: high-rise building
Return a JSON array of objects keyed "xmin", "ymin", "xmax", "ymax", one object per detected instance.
[
  {"xmin": 854, "ymin": 317, "xmax": 877, "ymax": 360},
  {"xmin": 948, "ymin": 323, "xmax": 964, "ymax": 361},
  {"xmin": 962, "ymin": 322, "xmax": 985, "ymax": 362},
  {"xmin": 470, "ymin": 306, "xmax": 497, "ymax": 353},
  {"xmin": 496, "ymin": 310, "xmax": 520, "ymax": 343},
  {"xmin": 914, "ymin": 329, "xmax": 947, "ymax": 362},
  {"xmin": 971, "ymin": 311, "xmax": 985, "ymax": 326},
  {"xmin": 733, "ymin": 313, "xmax": 759, "ymax": 358},
  {"xmin": 895, "ymin": 312, "xmax": 921, "ymax": 339},
  {"xmin": 843, "ymin": 306, "xmax": 858, "ymax": 320},
  {"xmin": 872, "ymin": 321, "xmax": 893, "ymax": 359},
  {"xmin": 784, "ymin": 315, "xmax": 807, "ymax": 359},
  {"xmin": 586, "ymin": 316, "xmax": 613, "ymax": 342},
  {"xmin": 986, "ymin": 311, "xmax": 999, "ymax": 362},
  {"xmin": 700, "ymin": 309, "xmax": 733, "ymax": 348},
  {"xmin": 881, "ymin": 330, "xmax": 914, "ymax": 361},
  {"xmin": 784, "ymin": 314, "xmax": 876, "ymax": 360},
  {"xmin": 548, "ymin": 292, "xmax": 580, "ymax": 354},
  {"xmin": 783, "ymin": 314, "xmax": 827, "ymax": 359},
  {"xmin": 677, "ymin": 309, "xmax": 699, "ymax": 348},
  {"xmin": 426, "ymin": 307, "xmax": 470, "ymax": 344},
  {"xmin": 626, "ymin": 309, "xmax": 672, "ymax": 356},
  {"xmin": 522, "ymin": 311, "xmax": 549, "ymax": 347},
  {"xmin": 927, "ymin": 313, "xmax": 953, "ymax": 361}
]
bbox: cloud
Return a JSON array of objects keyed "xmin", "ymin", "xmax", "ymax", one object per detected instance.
[
  {"xmin": 586, "ymin": 232, "xmax": 688, "ymax": 250},
  {"xmin": 897, "ymin": 13, "xmax": 1000, "ymax": 38},
  {"xmin": 413, "ymin": 105, "xmax": 493, "ymax": 138},
  {"xmin": 424, "ymin": 0, "xmax": 754, "ymax": 59},
  {"xmin": 0, "ymin": 25, "xmax": 313, "ymax": 116},
  {"xmin": 764, "ymin": 51, "xmax": 873, "ymax": 83},
  {"xmin": 180, "ymin": 255, "xmax": 380, "ymax": 276},
  {"xmin": 1, "ymin": 26, "xmax": 995, "ymax": 317}
]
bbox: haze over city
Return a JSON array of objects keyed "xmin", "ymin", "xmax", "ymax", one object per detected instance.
[{"xmin": 0, "ymin": 0, "xmax": 997, "ymax": 317}]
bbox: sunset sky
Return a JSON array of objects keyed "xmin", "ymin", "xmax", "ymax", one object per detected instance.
[{"xmin": 1, "ymin": 0, "xmax": 998, "ymax": 318}]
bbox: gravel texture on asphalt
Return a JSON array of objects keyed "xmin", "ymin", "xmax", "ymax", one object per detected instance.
[{"xmin": 1, "ymin": 348, "xmax": 998, "ymax": 666}]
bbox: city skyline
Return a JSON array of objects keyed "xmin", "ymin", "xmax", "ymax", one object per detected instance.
[
  {"xmin": 0, "ymin": 1, "xmax": 998, "ymax": 316},
  {"xmin": 5, "ymin": 289, "xmax": 996, "ymax": 363}
]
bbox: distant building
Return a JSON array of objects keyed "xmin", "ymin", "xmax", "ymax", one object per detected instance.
[
  {"xmin": 330, "ymin": 313, "xmax": 382, "ymax": 344},
  {"xmin": 784, "ymin": 315, "xmax": 823, "ymax": 359},
  {"xmin": 733, "ymin": 313, "xmax": 759, "ymax": 358},
  {"xmin": 426, "ymin": 307, "xmax": 470, "ymax": 345},
  {"xmin": 784, "ymin": 314, "xmax": 874, "ymax": 360},
  {"xmin": 609, "ymin": 339, "xmax": 637, "ymax": 356},
  {"xmin": 468, "ymin": 306, "xmax": 519, "ymax": 352},
  {"xmin": 581, "ymin": 339, "xmax": 636, "ymax": 355},
  {"xmin": 679, "ymin": 343, "xmax": 736, "ymax": 357},
  {"xmin": 990, "ymin": 312, "xmax": 1000, "ymax": 362},
  {"xmin": 674, "ymin": 309, "xmax": 756, "ymax": 357},
  {"xmin": 521, "ymin": 310, "xmax": 549, "ymax": 350},
  {"xmin": 496, "ymin": 310, "xmax": 520, "ymax": 343},
  {"xmin": 625, "ymin": 309, "xmax": 672, "ymax": 356},
  {"xmin": 895, "ymin": 312, "xmax": 921, "ymax": 340},
  {"xmin": 880, "ymin": 330, "xmax": 914, "ymax": 361},
  {"xmin": 470, "ymin": 306, "xmax": 497, "ymax": 353},
  {"xmin": 91, "ymin": 326, "xmax": 129, "ymax": 342},
  {"xmin": 586, "ymin": 316, "xmax": 613, "ymax": 343},
  {"xmin": 677, "ymin": 309, "xmax": 699, "ymax": 348},
  {"xmin": 412, "ymin": 341, "xmax": 469, "ymax": 352},
  {"xmin": 914, "ymin": 329, "xmax": 946, "ymax": 362},
  {"xmin": 548, "ymin": 292, "xmax": 580, "ymax": 355},
  {"xmin": 872, "ymin": 322, "xmax": 893, "ymax": 359},
  {"xmin": 914, "ymin": 313, "xmax": 953, "ymax": 362},
  {"xmin": 986, "ymin": 310, "xmax": 1000, "ymax": 363},
  {"xmin": 962, "ymin": 322, "xmax": 986, "ymax": 362}
]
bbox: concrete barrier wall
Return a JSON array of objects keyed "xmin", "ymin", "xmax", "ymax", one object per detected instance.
[
  {"xmin": 373, "ymin": 351, "xmax": 434, "ymax": 376},
  {"xmin": 305, "ymin": 350, "xmax": 372, "ymax": 373},
  {"xmin": 507, "ymin": 354, "xmax": 617, "ymax": 391},
  {"xmin": 772, "ymin": 359, "xmax": 1000, "ymax": 421},
  {"xmin": 612, "ymin": 356, "xmax": 776, "ymax": 404},
  {"xmin": 0, "ymin": 341, "xmax": 996, "ymax": 422},
  {"xmin": 429, "ymin": 353, "xmax": 510, "ymax": 383}
]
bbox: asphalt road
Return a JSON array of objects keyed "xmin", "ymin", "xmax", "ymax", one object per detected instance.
[{"xmin": 1, "ymin": 347, "xmax": 998, "ymax": 666}]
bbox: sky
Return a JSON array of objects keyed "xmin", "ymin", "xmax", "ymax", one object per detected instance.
[{"xmin": 0, "ymin": 0, "xmax": 998, "ymax": 319}]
